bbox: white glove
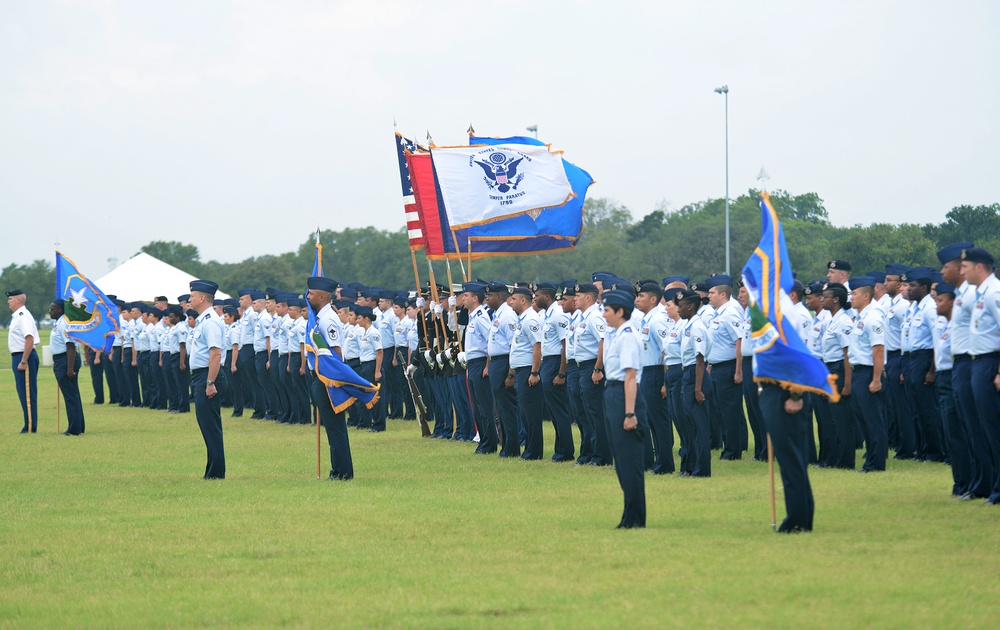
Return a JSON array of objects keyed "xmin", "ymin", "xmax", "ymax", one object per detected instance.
[
  {"xmin": 433, "ymin": 303, "xmax": 443, "ymax": 315},
  {"xmin": 448, "ymin": 296, "xmax": 456, "ymax": 308},
  {"xmin": 405, "ymin": 364, "xmax": 417, "ymax": 377},
  {"xmin": 444, "ymin": 348, "xmax": 453, "ymax": 360},
  {"xmin": 436, "ymin": 353, "xmax": 445, "ymax": 367},
  {"xmin": 457, "ymin": 351, "xmax": 467, "ymax": 368},
  {"xmin": 424, "ymin": 350, "xmax": 433, "ymax": 364},
  {"xmin": 416, "ymin": 297, "xmax": 425, "ymax": 308}
]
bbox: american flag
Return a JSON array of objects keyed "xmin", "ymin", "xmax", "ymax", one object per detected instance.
[{"xmin": 395, "ymin": 132, "xmax": 426, "ymax": 250}]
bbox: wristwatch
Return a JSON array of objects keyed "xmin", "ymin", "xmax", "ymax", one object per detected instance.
[
  {"xmin": 530, "ymin": 371, "xmax": 540, "ymax": 376},
  {"xmin": 625, "ymin": 412, "xmax": 635, "ymax": 418},
  {"xmin": 557, "ymin": 373, "xmax": 566, "ymax": 379},
  {"xmin": 207, "ymin": 380, "xmax": 215, "ymax": 386}
]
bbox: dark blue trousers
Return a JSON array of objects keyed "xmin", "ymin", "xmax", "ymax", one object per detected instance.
[
  {"xmin": 357, "ymin": 361, "xmax": 377, "ymax": 429},
  {"xmin": 604, "ymin": 381, "xmax": 646, "ymax": 528},
  {"xmin": 86, "ymin": 348, "xmax": 104, "ymax": 404},
  {"xmin": 255, "ymin": 351, "xmax": 274, "ymax": 418},
  {"xmin": 541, "ymin": 356, "xmax": 575, "ymax": 461},
  {"xmin": 53, "ymin": 353, "xmax": 85, "ymax": 435},
  {"xmin": 114, "ymin": 347, "xmax": 130, "ymax": 406},
  {"xmin": 824, "ymin": 361, "xmax": 855, "ymax": 469},
  {"xmin": 288, "ymin": 353, "xmax": 310, "ymax": 424},
  {"xmin": 138, "ymin": 351, "xmax": 153, "ymax": 408},
  {"xmin": 429, "ymin": 374, "xmax": 452, "ymax": 437},
  {"xmin": 12, "ymin": 350, "xmax": 39, "ymax": 432},
  {"xmin": 681, "ymin": 366, "xmax": 713, "ymax": 477},
  {"xmin": 903, "ymin": 349, "xmax": 944, "ymax": 461},
  {"xmin": 887, "ymin": 350, "xmax": 916, "ymax": 458},
  {"xmin": 969, "ymin": 353, "xmax": 1000, "ymax": 501},
  {"xmin": 449, "ymin": 372, "xmax": 474, "ymax": 440},
  {"xmin": 565, "ymin": 360, "xmax": 581, "ymax": 426},
  {"xmin": 514, "ymin": 365, "xmax": 544, "ymax": 460},
  {"xmin": 711, "ymin": 360, "xmax": 746, "ymax": 459},
  {"xmin": 936, "ymin": 370, "xmax": 971, "ymax": 496},
  {"xmin": 151, "ymin": 351, "xmax": 168, "ymax": 409},
  {"xmin": 161, "ymin": 353, "xmax": 178, "ymax": 412},
  {"xmin": 123, "ymin": 347, "xmax": 141, "ymax": 407},
  {"xmin": 191, "ymin": 368, "xmax": 228, "ymax": 479},
  {"xmin": 849, "ymin": 365, "xmax": 887, "ymax": 472},
  {"xmin": 577, "ymin": 359, "xmax": 612, "ymax": 465},
  {"xmin": 237, "ymin": 345, "xmax": 256, "ymax": 412},
  {"xmin": 172, "ymin": 353, "xmax": 191, "ymax": 413},
  {"xmin": 467, "ymin": 357, "xmax": 498, "ymax": 453},
  {"xmin": 665, "ymin": 365, "xmax": 690, "ymax": 472},
  {"xmin": 104, "ymin": 348, "xmax": 120, "ymax": 404},
  {"xmin": 641, "ymin": 365, "xmax": 674, "ymax": 473},
  {"xmin": 310, "ymin": 373, "xmax": 354, "ymax": 479},
  {"xmin": 760, "ymin": 384, "xmax": 814, "ymax": 532},
  {"xmin": 269, "ymin": 350, "xmax": 287, "ymax": 422},
  {"xmin": 953, "ymin": 355, "xmax": 993, "ymax": 497},
  {"xmin": 489, "ymin": 355, "xmax": 520, "ymax": 457},
  {"xmin": 742, "ymin": 357, "xmax": 766, "ymax": 460}
]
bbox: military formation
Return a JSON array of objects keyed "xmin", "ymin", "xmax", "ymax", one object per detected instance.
[{"xmin": 8, "ymin": 240, "xmax": 1000, "ymax": 529}]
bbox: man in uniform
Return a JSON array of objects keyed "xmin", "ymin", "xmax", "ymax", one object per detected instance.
[
  {"xmin": 48, "ymin": 300, "xmax": 86, "ymax": 435},
  {"xmin": 188, "ymin": 280, "xmax": 229, "ymax": 479},
  {"xmin": 535, "ymin": 281, "xmax": 575, "ymax": 462},
  {"xmin": 253, "ymin": 291, "xmax": 276, "ymax": 420},
  {"xmin": 635, "ymin": 281, "xmax": 674, "ymax": 473},
  {"xmin": 574, "ymin": 282, "xmax": 613, "ymax": 466},
  {"xmin": 826, "ymin": 260, "xmax": 852, "ymax": 293},
  {"xmin": 7, "ymin": 290, "xmax": 39, "ymax": 433},
  {"xmin": 883, "ymin": 263, "xmax": 912, "ymax": 457},
  {"xmin": 234, "ymin": 288, "xmax": 257, "ymax": 416},
  {"xmin": 900, "ymin": 267, "xmax": 945, "ymax": 462},
  {"xmin": 961, "ymin": 247, "xmax": 1000, "ymax": 504},
  {"xmin": 509, "ymin": 286, "xmax": 544, "ymax": 459},
  {"xmin": 463, "ymin": 281, "xmax": 497, "ymax": 454},
  {"xmin": 848, "ymin": 277, "xmax": 888, "ymax": 473},
  {"xmin": 485, "ymin": 281, "xmax": 520, "ymax": 457},
  {"xmin": 704, "ymin": 275, "xmax": 746, "ymax": 460},
  {"xmin": 676, "ymin": 289, "xmax": 713, "ymax": 477},
  {"xmin": 932, "ymin": 281, "xmax": 972, "ymax": 497},
  {"xmin": 307, "ymin": 276, "xmax": 355, "ymax": 479},
  {"xmin": 939, "ymin": 242, "xmax": 991, "ymax": 499}
]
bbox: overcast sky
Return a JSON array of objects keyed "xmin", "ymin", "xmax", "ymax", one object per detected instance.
[{"xmin": 2, "ymin": 1, "xmax": 998, "ymax": 276}]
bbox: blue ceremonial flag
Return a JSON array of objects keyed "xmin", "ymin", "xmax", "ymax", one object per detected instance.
[
  {"xmin": 304, "ymin": 239, "xmax": 380, "ymax": 413},
  {"xmin": 54, "ymin": 251, "xmax": 120, "ymax": 354},
  {"xmin": 741, "ymin": 193, "xmax": 839, "ymax": 401}
]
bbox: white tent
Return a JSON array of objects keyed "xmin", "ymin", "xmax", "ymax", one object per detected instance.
[{"xmin": 93, "ymin": 252, "xmax": 231, "ymax": 302}]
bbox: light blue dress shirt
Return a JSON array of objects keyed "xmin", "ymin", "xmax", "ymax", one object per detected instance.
[
  {"xmin": 603, "ymin": 321, "xmax": 643, "ymax": 382},
  {"xmin": 574, "ymin": 303, "xmax": 606, "ymax": 361},
  {"xmin": 189, "ymin": 310, "xmax": 224, "ymax": 370},
  {"xmin": 848, "ymin": 304, "xmax": 886, "ymax": 366},
  {"xmin": 969, "ymin": 274, "xmax": 1000, "ymax": 356},
  {"xmin": 488, "ymin": 302, "xmax": 518, "ymax": 356},
  {"xmin": 541, "ymin": 303, "xmax": 569, "ymax": 358},
  {"xmin": 510, "ymin": 309, "xmax": 543, "ymax": 369}
]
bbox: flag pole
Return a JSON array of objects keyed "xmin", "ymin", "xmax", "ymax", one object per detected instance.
[
  {"xmin": 443, "ymin": 258, "xmax": 463, "ymax": 353},
  {"xmin": 449, "ymin": 230, "xmax": 468, "ymax": 282},
  {"xmin": 26, "ymin": 368, "xmax": 32, "ymax": 434},
  {"xmin": 468, "ymin": 241, "xmax": 473, "ymax": 281},
  {"xmin": 767, "ymin": 433, "xmax": 777, "ymax": 531},
  {"xmin": 316, "ymin": 407, "xmax": 321, "ymax": 480},
  {"xmin": 56, "ymin": 384, "xmax": 61, "ymax": 434},
  {"xmin": 411, "ymin": 251, "xmax": 430, "ymax": 351}
]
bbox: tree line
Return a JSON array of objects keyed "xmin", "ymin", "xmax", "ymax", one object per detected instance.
[{"xmin": 3, "ymin": 189, "xmax": 998, "ymax": 326}]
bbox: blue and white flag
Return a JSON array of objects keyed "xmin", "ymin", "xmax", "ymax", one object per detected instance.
[
  {"xmin": 55, "ymin": 251, "xmax": 120, "ymax": 354},
  {"xmin": 741, "ymin": 193, "xmax": 839, "ymax": 401},
  {"xmin": 431, "ymin": 143, "xmax": 574, "ymax": 229}
]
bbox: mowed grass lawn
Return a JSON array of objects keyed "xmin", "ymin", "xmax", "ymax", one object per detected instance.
[{"xmin": 1, "ymin": 332, "xmax": 999, "ymax": 627}]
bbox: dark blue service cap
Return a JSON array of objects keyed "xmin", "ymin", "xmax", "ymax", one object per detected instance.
[
  {"xmin": 190, "ymin": 280, "xmax": 219, "ymax": 296},
  {"xmin": 866, "ymin": 271, "xmax": 887, "ymax": 284},
  {"xmin": 592, "ymin": 271, "xmax": 616, "ymax": 285},
  {"xmin": 355, "ymin": 305, "xmax": 375, "ymax": 319},
  {"xmin": 601, "ymin": 290, "xmax": 634, "ymax": 309},
  {"xmin": 154, "ymin": 295, "xmax": 168, "ymax": 303},
  {"xmin": 105, "ymin": 294, "xmax": 117, "ymax": 301},
  {"xmin": 662, "ymin": 275, "xmax": 689, "ymax": 286},
  {"xmin": 177, "ymin": 294, "xmax": 190, "ymax": 302},
  {"xmin": 249, "ymin": 291, "xmax": 265, "ymax": 301},
  {"xmin": 486, "ymin": 281, "xmax": 509, "ymax": 294},
  {"xmin": 961, "ymin": 247, "xmax": 995, "ymax": 265},
  {"xmin": 560, "ymin": 284, "xmax": 577, "ymax": 297},
  {"xmin": 224, "ymin": 298, "xmax": 239, "ymax": 307},
  {"xmin": 535, "ymin": 281, "xmax": 559, "ymax": 293},
  {"xmin": 884, "ymin": 263, "xmax": 909, "ymax": 276},
  {"xmin": 610, "ymin": 281, "xmax": 637, "ymax": 297},
  {"xmin": 935, "ymin": 281, "xmax": 957, "ymax": 295},
  {"xmin": 560, "ymin": 279, "xmax": 578, "ymax": 288},
  {"xmin": 824, "ymin": 282, "xmax": 848, "ymax": 294},
  {"xmin": 937, "ymin": 242, "xmax": 974, "ymax": 264},
  {"xmin": 294, "ymin": 298, "xmax": 308, "ymax": 309},
  {"xmin": 791, "ymin": 279, "xmax": 805, "ymax": 293},
  {"xmin": 393, "ymin": 298, "xmax": 407, "ymax": 307},
  {"xmin": 148, "ymin": 308, "xmax": 163, "ymax": 319},
  {"xmin": 902, "ymin": 268, "xmax": 932, "ymax": 283},
  {"xmin": 462, "ymin": 281, "xmax": 487, "ymax": 293},
  {"xmin": 335, "ymin": 300, "xmax": 354, "ymax": 310},
  {"xmin": 237, "ymin": 288, "xmax": 255, "ymax": 297},
  {"xmin": 275, "ymin": 292, "xmax": 292, "ymax": 304},
  {"xmin": 115, "ymin": 299, "xmax": 126, "ymax": 308},
  {"xmin": 851, "ymin": 276, "xmax": 876, "ymax": 289},
  {"xmin": 827, "ymin": 260, "xmax": 851, "ymax": 271},
  {"xmin": 674, "ymin": 289, "xmax": 701, "ymax": 303},
  {"xmin": 663, "ymin": 287, "xmax": 683, "ymax": 302},
  {"xmin": 223, "ymin": 306, "xmax": 239, "ymax": 316},
  {"xmin": 307, "ymin": 277, "xmax": 338, "ymax": 293},
  {"xmin": 213, "ymin": 299, "xmax": 225, "ymax": 306},
  {"xmin": 703, "ymin": 274, "xmax": 734, "ymax": 289},
  {"xmin": 362, "ymin": 289, "xmax": 380, "ymax": 299},
  {"xmin": 576, "ymin": 282, "xmax": 599, "ymax": 294},
  {"xmin": 167, "ymin": 305, "xmax": 183, "ymax": 315},
  {"xmin": 637, "ymin": 281, "xmax": 663, "ymax": 295},
  {"xmin": 803, "ymin": 281, "xmax": 825, "ymax": 296},
  {"xmin": 396, "ymin": 290, "xmax": 409, "ymax": 300},
  {"xmin": 512, "ymin": 287, "xmax": 533, "ymax": 298},
  {"xmin": 185, "ymin": 309, "xmax": 199, "ymax": 319},
  {"xmin": 378, "ymin": 290, "xmax": 396, "ymax": 301}
]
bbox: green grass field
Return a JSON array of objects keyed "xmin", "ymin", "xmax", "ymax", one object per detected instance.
[{"xmin": 1, "ymin": 331, "xmax": 999, "ymax": 627}]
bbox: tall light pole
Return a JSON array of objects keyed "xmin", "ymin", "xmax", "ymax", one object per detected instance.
[{"xmin": 714, "ymin": 85, "xmax": 730, "ymax": 276}]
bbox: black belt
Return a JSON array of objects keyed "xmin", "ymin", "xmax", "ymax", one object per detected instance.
[
  {"xmin": 970, "ymin": 351, "xmax": 1000, "ymax": 360},
  {"xmin": 825, "ymin": 360, "xmax": 844, "ymax": 369},
  {"xmin": 710, "ymin": 359, "xmax": 737, "ymax": 368},
  {"xmin": 192, "ymin": 367, "xmax": 208, "ymax": 375},
  {"xmin": 903, "ymin": 348, "xmax": 933, "ymax": 355},
  {"xmin": 665, "ymin": 363, "xmax": 682, "ymax": 371},
  {"xmin": 887, "ymin": 349, "xmax": 901, "ymax": 356},
  {"xmin": 52, "ymin": 352, "xmax": 66, "ymax": 357},
  {"xmin": 489, "ymin": 353, "xmax": 509, "ymax": 359}
]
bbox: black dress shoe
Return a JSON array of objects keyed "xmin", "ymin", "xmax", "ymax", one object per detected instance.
[{"xmin": 19, "ymin": 428, "xmax": 28, "ymax": 434}]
